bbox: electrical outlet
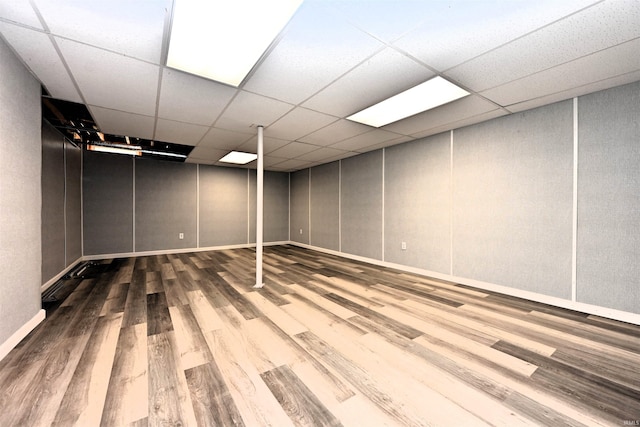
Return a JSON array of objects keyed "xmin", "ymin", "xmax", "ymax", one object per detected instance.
[
  {"xmin": 401, "ymin": 241, "xmax": 407, "ymax": 250},
  {"xmin": 299, "ymin": 228, "xmax": 303, "ymax": 235},
  {"xmin": 179, "ymin": 233, "xmax": 184, "ymax": 240}
]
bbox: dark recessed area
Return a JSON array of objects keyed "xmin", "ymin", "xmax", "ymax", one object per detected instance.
[{"xmin": 42, "ymin": 97, "xmax": 194, "ymax": 162}]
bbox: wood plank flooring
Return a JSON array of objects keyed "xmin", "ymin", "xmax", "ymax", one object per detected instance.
[{"xmin": 1, "ymin": 245, "xmax": 639, "ymax": 426}]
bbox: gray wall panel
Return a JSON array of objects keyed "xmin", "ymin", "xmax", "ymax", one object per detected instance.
[
  {"xmin": 0, "ymin": 37, "xmax": 42, "ymax": 345},
  {"xmin": 384, "ymin": 133, "xmax": 451, "ymax": 273},
  {"xmin": 385, "ymin": 134, "xmax": 451, "ymax": 273},
  {"xmin": 577, "ymin": 82, "xmax": 640, "ymax": 313},
  {"xmin": 250, "ymin": 170, "xmax": 290, "ymax": 243},
  {"xmin": 264, "ymin": 171, "xmax": 290, "ymax": 242},
  {"xmin": 135, "ymin": 159, "xmax": 197, "ymax": 251},
  {"xmin": 249, "ymin": 171, "xmax": 256, "ymax": 244},
  {"xmin": 41, "ymin": 122, "xmax": 65, "ymax": 282},
  {"xmin": 290, "ymin": 169, "xmax": 310, "ymax": 244},
  {"xmin": 341, "ymin": 150, "xmax": 383, "ymax": 260},
  {"xmin": 65, "ymin": 141, "xmax": 82, "ymax": 265},
  {"xmin": 310, "ymin": 162, "xmax": 340, "ymax": 251},
  {"xmin": 83, "ymin": 151, "xmax": 134, "ymax": 255},
  {"xmin": 199, "ymin": 166, "xmax": 247, "ymax": 247},
  {"xmin": 453, "ymin": 101, "xmax": 573, "ymax": 297}
]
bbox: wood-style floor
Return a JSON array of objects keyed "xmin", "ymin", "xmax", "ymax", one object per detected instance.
[{"xmin": 1, "ymin": 245, "xmax": 639, "ymax": 426}]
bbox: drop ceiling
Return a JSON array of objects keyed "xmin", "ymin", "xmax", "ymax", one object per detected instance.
[{"xmin": 0, "ymin": 0, "xmax": 638, "ymax": 171}]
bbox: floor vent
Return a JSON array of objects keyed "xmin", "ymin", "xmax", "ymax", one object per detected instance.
[{"xmin": 42, "ymin": 279, "xmax": 67, "ymax": 303}]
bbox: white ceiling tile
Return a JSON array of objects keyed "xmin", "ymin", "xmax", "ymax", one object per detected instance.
[
  {"xmin": 0, "ymin": 22, "xmax": 81, "ymax": 102},
  {"xmin": 0, "ymin": 1, "xmax": 42, "ymax": 29},
  {"xmin": 394, "ymin": 0, "xmax": 599, "ymax": 71},
  {"xmin": 505, "ymin": 71, "xmax": 640, "ymax": 113},
  {"xmin": 481, "ymin": 38, "xmax": 640, "ymax": 107},
  {"xmin": 267, "ymin": 158, "xmax": 313, "ymax": 171},
  {"xmin": 266, "ymin": 107, "xmax": 338, "ymax": 141},
  {"xmin": 90, "ymin": 106, "xmax": 155, "ymax": 139},
  {"xmin": 33, "ymin": 0, "xmax": 169, "ymax": 63},
  {"xmin": 410, "ymin": 110, "xmax": 508, "ymax": 140},
  {"xmin": 243, "ymin": 1, "xmax": 383, "ymax": 104},
  {"xmin": 215, "ymin": 91, "xmax": 293, "ymax": 132},
  {"xmin": 446, "ymin": 0, "xmax": 640, "ymax": 92},
  {"xmin": 326, "ymin": 0, "xmax": 436, "ymax": 43},
  {"xmin": 237, "ymin": 136, "xmax": 292, "ymax": 155},
  {"xmin": 198, "ymin": 127, "xmax": 254, "ymax": 151},
  {"xmin": 329, "ymin": 129, "xmax": 406, "ymax": 152},
  {"xmin": 264, "ymin": 155, "xmax": 289, "ymax": 167},
  {"xmin": 303, "ymin": 47, "xmax": 434, "ymax": 117},
  {"xmin": 268, "ymin": 142, "xmax": 320, "ymax": 158},
  {"xmin": 187, "ymin": 146, "xmax": 228, "ymax": 162},
  {"xmin": 295, "ymin": 147, "xmax": 351, "ymax": 162},
  {"xmin": 185, "ymin": 157, "xmax": 214, "ymax": 165},
  {"xmin": 154, "ymin": 118, "xmax": 209, "ymax": 146},
  {"xmin": 354, "ymin": 135, "xmax": 413, "ymax": 153},
  {"xmin": 383, "ymin": 95, "xmax": 501, "ymax": 136},
  {"xmin": 57, "ymin": 38, "xmax": 159, "ymax": 115},
  {"xmin": 298, "ymin": 119, "xmax": 371, "ymax": 146},
  {"xmin": 158, "ymin": 68, "xmax": 237, "ymax": 126}
]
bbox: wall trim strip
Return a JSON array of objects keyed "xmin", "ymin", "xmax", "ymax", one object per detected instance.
[
  {"xmin": 572, "ymin": 97, "xmax": 579, "ymax": 302},
  {"xmin": 0, "ymin": 309, "xmax": 45, "ymax": 362}
]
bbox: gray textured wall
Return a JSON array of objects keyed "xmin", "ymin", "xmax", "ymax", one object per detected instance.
[
  {"xmin": 83, "ymin": 155, "xmax": 290, "ymax": 254},
  {"xmin": 65, "ymin": 140, "xmax": 82, "ymax": 264},
  {"xmin": 290, "ymin": 169, "xmax": 310, "ymax": 244},
  {"xmin": 249, "ymin": 171, "xmax": 256, "ymax": 244},
  {"xmin": 41, "ymin": 123, "xmax": 83, "ymax": 284},
  {"xmin": 294, "ymin": 84, "xmax": 639, "ymax": 315},
  {"xmin": 577, "ymin": 81, "xmax": 640, "ymax": 312},
  {"xmin": 310, "ymin": 161, "xmax": 340, "ymax": 251},
  {"xmin": 385, "ymin": 134, "xmax": 451, "ymax": 273},
  {"xmin": 341, "ymin": 150, "xmax": 383, "ymax": 260},
  {"xmin": 264, "ymin": 171, "xmax": 290, "ymax": 242},
  {"xmin": 0, "ymin": 37, "xmax": 42, "ymax": 345},
  {"xmin": 453, "ymin": 101, "xmax": 574, "ymax": 297},
  {"xmin": 83, "ymin": 151, "xmax": 134, "ymax": 255},
  {"xmin": 135, "ymin": 159, "xmax": 197, "ymax": 251},
  {"xmin": 41, "ymin": 122, "xmax": 66, "ymax": 282},
  {"xmin": 249, "ymin": 170, "xmax": 290, "ymax": 243},
  {"xmin": 200, "ymin": 165, "xmax": 248, "ymax": 247}
]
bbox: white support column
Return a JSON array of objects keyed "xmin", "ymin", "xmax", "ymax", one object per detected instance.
[{"xmin": 254, "ymin": 125, "xmax": 265, "ymax": 288}]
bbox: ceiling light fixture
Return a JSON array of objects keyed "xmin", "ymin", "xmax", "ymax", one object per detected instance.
[
  {"xmin": 219, "ymin": 151, "xmax": 258, "ymax": 164},
  {"xmin": 167, "ymin": 0, "xmax": 303, "ymax": 87},
  {"xmin": 87, "ymin": 144, "xmax": 142, "ymax": 156},
  {"xmin": 347, "ymin": 76, "xmax": 470, "ymax": 128}
]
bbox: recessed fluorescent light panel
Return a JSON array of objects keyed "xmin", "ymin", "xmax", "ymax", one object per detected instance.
[
  {"xmin": 219, "ymin": 151, "xmax": 257, "ymax": 164},
  {"xmin": 167, "ymin": 0, "xmax": 303, "ymax": 87},
  {"xmin": 87, "ymin": 144, "xmax": 142, "ymax": 156},
  {"xmin": 347, "ymin": 76, "xmax": 470, "ymax": 128}
]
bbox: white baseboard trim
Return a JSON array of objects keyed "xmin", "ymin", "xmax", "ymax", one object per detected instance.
[
  {"xmin": 0, "ymin": 309, "xmax": 46, "ymax": 362},
  {"xmin": 82, "ymin": 241, "xmax": 290, "ymax": 262},
  {"xmin": 288, "ymin": 241, "xmax": 640, "ymax": 326},
  {"xmin": 41, "ymin": 257, "xmax": 84, "ymax": 293}
]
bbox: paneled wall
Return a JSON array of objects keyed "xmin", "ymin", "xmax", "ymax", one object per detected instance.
[
  {"xmin": 41, "ymin": 121, "xmax": 82, "ymax": 284},
  {"xmin": 290, "ymin": 169, "xmax": 309, "ymax": 244},
  {"xmin": 136, "ymin": 159, "xmax": 197, "ymax": 251},
  {"xmin": 385, "ymin": 133, "xmax": 451, "ymax": 273},
  {"xmin": 453, "ymin": 101, "xmax": 573, "ymax": 298},
  {"xmin": 576, "ymin": 83, "xmax": 640, "ymax": 313},
  {"xmin": 0, "ymin": 37, "xmax": 42, "ymax": 346},
  {"xmin": 340, "ymin": 150, "xmax": 383, "ymax": 260},
  {"xmin": 83, "ymin": 156, "xmax": 290, "ymax": 255},
  {"xmin": 83, "ymin": 152, "xmax": 134, "ymax": 255},
  {"xmin": 310, "ymin": 162, "xmax": 340, "ymax": 251},
  {"xmin": 298, "ymin": 81, "xmax": 640, "ymax": 316}
]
